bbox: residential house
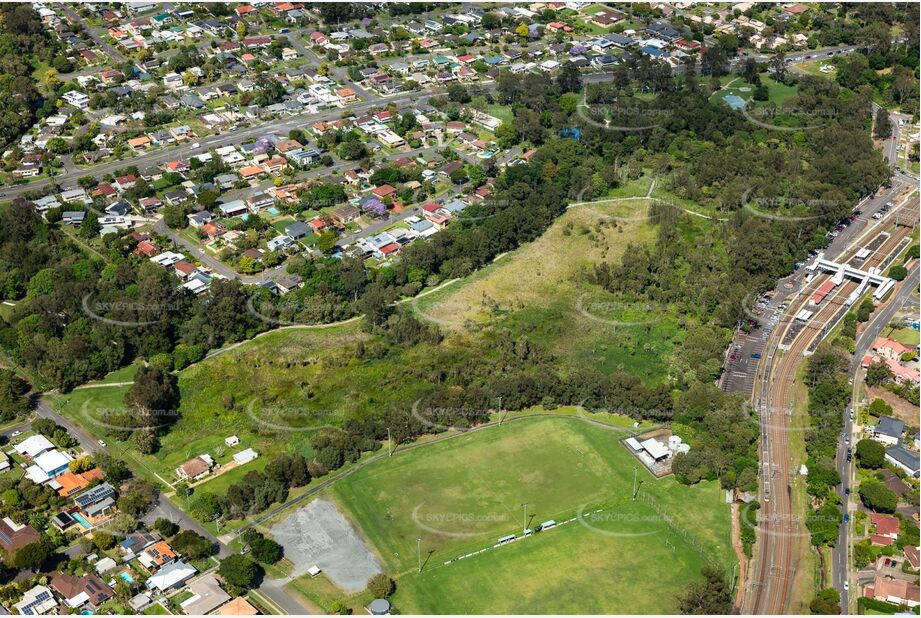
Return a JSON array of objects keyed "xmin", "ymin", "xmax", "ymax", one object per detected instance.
[
  {"xmin": 285, "ymin": 221, "xmax": 311, "ymax": 239},
  {"xmin": 873, "ymin": 416, "xmax": 905, "ymax": 446},
  {"xmin": 187, "ymin": 211, "xmax": 213, "ymax": 228},
  {"xmin": 218, "ymin": 597, "xmax": 260, "ymax": 615},
  {"xmin": 181, "ymin": 575, "xmax": 231, "ymax": 615},
  {"xmin": 175, "ymin": 455, "xmax": 213, "ymax": 480},
  {"xmin": 865, "ymin": 577, "xmax": 920, "ymax": 608},
  {"xmin": 870, "ymin": 513, "xmax": 900, "ymax": 546},
  {"xmin": 55, "ymin": 468, "xmax": 104, "ymax": 498},
  {"xmin": 247, "ymin": 192, "xmax": 274, "ymax": 212},
  {"xmin": 49, "ymin": 573, "xmax": 113, "ymax": 610},
  {"xmin": 218, "ymin": 200, "xmax": 249, "ymax": 218},
  {"xmin": 72, "ymin": 483, "xmax": 116, "ymax": 522},
  {"xmin": 0, "ymin": 517, "xmax": 41, "ymax": 559},
  {"xmin": 275, "ymin": 274, "xmax": 303, "ymax": 295},
  {"xmin": 371, "ymin": 184, "xmax": 397, "ymax": 201},
  {"xmin": 146, "ymin": 561, "xmax": 196, "ymax": 592},
  {"xmin": 138, "ymin": 540, "xmax": 177, "ymax": 571},
  {"xmin": 14, "ymin": 585, "xmax": 57, "ymax": 616},
  {"xmin": 886, "ymin": 445, "xmax": 920, "ymax": 478}
]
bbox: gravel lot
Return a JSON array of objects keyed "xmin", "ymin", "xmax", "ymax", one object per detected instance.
[{"xmin": 271, "ymin": 498, "xmax": 382, "ymax": 593}]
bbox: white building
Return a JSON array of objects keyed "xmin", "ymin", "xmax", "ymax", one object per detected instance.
[
  {"xmin": 14, "ymin": 585, "xmax": 57, "ymax": 615},
  {"xmin": 14, "ymin": 434, "xmax": 55, "ymax": 458},
  {"xmin": 62, "ymin": 90, "xmax": 90, "ymax": 110}
]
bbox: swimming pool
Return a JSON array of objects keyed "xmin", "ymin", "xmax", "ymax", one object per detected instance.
[
  {"xmin": 267, "ymin": 207, "xmax": 280, "ymax": 215},
  {"xmin": 119, "ymin": 571, "xmax": 136, "ymax": 584},
  {"xmin": 72, "ymin": 513, "xmax": 92, "ymax": 529},
  {"xmin": 723, "ymin": 94, "xmax": 746, "ymax": 110}
]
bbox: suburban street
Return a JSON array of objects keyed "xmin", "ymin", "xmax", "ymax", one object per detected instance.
[{"xmin": 27, "ymin": 396, "xmax": 316, "ymax": 614}]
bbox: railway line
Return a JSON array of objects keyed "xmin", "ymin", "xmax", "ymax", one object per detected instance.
[{"xmin": 744, "ymin": 194, "xmax": 916, "ymax": 614}]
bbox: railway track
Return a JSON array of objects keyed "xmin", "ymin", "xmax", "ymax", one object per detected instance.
[{"xmin": 745, "ymin": 198, "xmax": 916, "ymax": 614}]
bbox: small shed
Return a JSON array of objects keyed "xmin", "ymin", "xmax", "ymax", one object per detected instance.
[
  {"xmin": 233, "ymin": 448, "xmax": 259, "ymax": 465},
  {"xmin": 225, "ymin": 436, "xmax": 240, "ymax": 447}
]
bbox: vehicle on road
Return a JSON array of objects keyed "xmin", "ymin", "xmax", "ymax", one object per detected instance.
[
  {"xmin": 751, "ymin": 353, "xmax": 762, "ymax": 359},
  {"xmin": 98, "ymin": 439, "xmax": 106, "ymax": 447},
  {"xmin": 191, "ymin": 142, "xmax": 200, "ymax": 149},
  {"xmin": 844, "ymin": 513, "xmax": 850, "ymax": 522},
  {"xmin": 844, "ymin": 581, "xmax": 849, "ymax": 591},
  {"xmin": 845, "ymin": 488, "xmax": 850, "ymax": 496},
  {"xmin": 10, "ymin": 430, "xmax": 21, "ymax": 437}
]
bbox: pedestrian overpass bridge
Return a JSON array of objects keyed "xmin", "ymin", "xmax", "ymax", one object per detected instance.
[{"xmin": 806, "ymin": 254, "xmax": 896, "ymax": 302}]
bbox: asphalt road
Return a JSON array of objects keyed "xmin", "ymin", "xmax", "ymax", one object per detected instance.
[
  {"xmin": 60, "ymin": 4, "xmax": 127, "ymax": 66},
  {"xmin": 833, "ymin": 251, "xmax": 920, "ymax": 612}
]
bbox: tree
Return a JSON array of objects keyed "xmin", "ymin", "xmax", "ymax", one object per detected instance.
[
  {"xmin": 556, "ymin": 62, "xmax": 582, "ymax": 94},
  {"xmin": 218, "ymin": 555, "xmax": 262, "ymax": 592},
  {"xmin": 887, "ymin": 264, "xmax": 906, "ymax": 281},
  {"xmin": 810, "ymin": 588, "xmax": 841, "ymax": 614},
  {"xmin": 366, "ymin": 573, "xmax": 395, "ymax": 598},
  {"xmin": 162, "ymin": 204, "xmax": 187, "ymax": 229},
  {"xmin": 80, "ymin": 211, "xmax": 100, "ymax": 239},
  {"xmin": 868, "ymin": 398, "xmax": 892, "ymax": 418},
  {"xmin": 240, "ymin": 530, "xmax": 284, "ymax": 564},
  {"xmin": 678, "ymin": 566, "xmax": 734, "ymax": 614},
  {"xmin": 153, "ymin": 518, "xmax": 179, "ymax": 537},
  {"xmin": 855, "ymin": 439, "xmax": 886, "ymax": 469},
  {"xmin": 93, "ymin": 452, "xmax": 130, "ymax": 482},
  {"xmin": 93, "ymin": 530, "xmax": 116, "ymax": 551},
  {"xmin": 171, "ymin": 530, "xmax": 214, "ymax": 559},
  {"xmin": 859, "ymin": 480, "xmax": 898, "ymax": 513},
  {"xmin": 865, "ymin": 360, "xmax": 892, "ymax": 387},
  {"xmin": 740, "ymin": 58, "xmax": 760, "ymax": 85},
  {"xmin": 856, "ymin": 299, "xmax": 875, "ymax": 322},
  {"xmin": 0, "ymin": 369, "xmax": 29, "ymax": 422},
  {"xmin": 116, "ymin": 479, "xmax": 158, "ymax": 517},
  {"xmin": 446, "ymin": 83, "xmax": 471, "ymax": 104},
  {"xmin": 236, "ymin": 20, "xmax": 246, "ymax": 40},
  {"xmin": 9, "ymin": 539, "xmax": 49, "ymax": 570},
  {"xmin": 873, "ymin": 108, "xmax": 892, "ymax": 139},
  {"xmin": 768, "ymin": 49, "xmax": 788, "ymax": 82}
]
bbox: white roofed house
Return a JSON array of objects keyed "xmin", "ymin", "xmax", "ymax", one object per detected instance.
[
  {"xmin": 14, "ymin": 435, "xmax": 55, "ymax": 458},
  {"xmin": 25, "ymin": 448, "xmax": 73, "ymax": 483},
  {"xmin": 14, "ymin": 585, "xmax": 57, "ymax": 615},
  {"xmin": 146, "ymin": 561, "xmax": 197, "ymax": 592}
]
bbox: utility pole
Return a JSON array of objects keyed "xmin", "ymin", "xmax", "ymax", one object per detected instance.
[
  {"xmin": 416, "ymin": 538, "xmax": 422, "ymax": 573},
  {"xmin": 521, "ymin": 502, "xmax": 528, "ymax": 534},
  {"xmin": 632, "ymin": 467, "xmax": 637, "ymax": 500},
  {"xmin": 387, "ymin": 427, "xmax": 392, "ymax": 456}
]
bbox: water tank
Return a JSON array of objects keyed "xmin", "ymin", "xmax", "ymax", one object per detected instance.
[{"xmin": 668, "ymin": 435, "xmax": 682, "ymax": 450}]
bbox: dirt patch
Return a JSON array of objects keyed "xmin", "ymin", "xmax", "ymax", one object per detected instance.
[
  {"xmin": 270, "ymin": 498, "xmax": 381, "ymax": 594},
  {"xmin": 867, "ymin": 386, "xmax": 919, "ymax": 429}
]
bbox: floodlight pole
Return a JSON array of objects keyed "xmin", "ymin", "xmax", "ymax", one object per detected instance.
[
  {"xmin": 521, "ymin": 502, "xmax": 528, "ymax": 534},
  {"xmin": 632, "ymin": 467, "xmax": 637, "ymax": 501},
  {"xmin": 416, "ymin": 538, "xmax": 422, "ymax": 573},
  {"xmin": 387, "ymin": 427, "xmax": 392, "ymax": 457}
]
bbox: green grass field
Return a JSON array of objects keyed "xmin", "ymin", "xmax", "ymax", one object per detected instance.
[{"xmin": 320, "ymin": 417, "xmax": 733, "ymax": 614}]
